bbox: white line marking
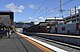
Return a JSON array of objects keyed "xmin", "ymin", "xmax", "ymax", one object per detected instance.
[{"xmin": 18, "ymin": 33, "xmax": 68, "ymax": 52}]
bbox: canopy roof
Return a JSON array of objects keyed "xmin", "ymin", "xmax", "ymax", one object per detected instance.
[{"xmin": 0, "ymin": 12, "xmax": 13, "ymax": 27}]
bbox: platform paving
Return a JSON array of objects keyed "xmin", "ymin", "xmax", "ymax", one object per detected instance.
[{"xmin": 0, "ymin": 33, "xmax": 43, "ymax": 52}]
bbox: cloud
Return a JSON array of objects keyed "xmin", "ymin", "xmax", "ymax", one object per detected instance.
[
  {"xmin": 28, "ymin": 16, "xmax": 45, "ymax": 24},
  {"xmin": 39, "ymin": 17, "xmax": 45, "ymax": 22},
  {"xmin": 5, "ymin": 3, "xmax": 25, "ymax": 13},
  {"xmin": 18, "ymin": 5, "xmax": 25, "ymax": 10},
  {"xmin": 34, "ymin": 17, "xmax": 45, "ymax": 24},
  {"xmin": 39, "ymin": 17, "xmax": 43, "ymax": 20},
  {"xmin": 35, "ymin": 19, "xmax": 38, "ymax": 21},
  {"xmin": 28, "ymin": 4, "xmax": 35, "ymax": 9},
  {"xmin": 6, "ymin": 3, "xmax": 16, "ymax": 9},
  {"xmin": 29, "ymin": 17, "xmax": 32, "ymax": 19},
  {"xmin": 77, "ymin": 6, "xmax": 80, "ymax": 10},
  {"xmin": 27, "ymin": 16, "xmax": 45, "ymax": 24}
]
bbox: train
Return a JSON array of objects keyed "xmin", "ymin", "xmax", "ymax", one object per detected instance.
[{"xmin": 23, "ymin": 25, "xmax": 48, "ymax": 33}]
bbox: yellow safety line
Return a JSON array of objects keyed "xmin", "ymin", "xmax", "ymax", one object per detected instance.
[{"xmin": 16, "ymin": 32, "xmax": 54, "ymax": 52}]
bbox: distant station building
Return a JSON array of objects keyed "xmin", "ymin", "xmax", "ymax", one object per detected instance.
[
  {"xmin": 14, "ymin": 22, "xmax": 34, "ymax": 32},
  {"xmin": 45, "ymin": 18, "xmax": 64, "ymax": 32},
  {"xmin": 23, "ymin": 22, "xmax": 49, "ymax": 33},
  {"xmin": 64, "ymin": 13, "xmax": 79, "ymax": 24},
  {"xmin": 14, "ymin": 22, "xmax": 34, "ymax": 28},
  {"xmin": 45, "ymin": 17, "xmax": 64, "ymax": 25},
  {"xmin": 23, "ymin": 18, "xmax": 64, "ymax": 33},
  {"xmin": 22, "ymin": 12, "xmax": 80, "ymax": 35},
  {"xmin": 44, "ymin": 17, "xmax": 63, "ymax": 33},
  {"xmin": 45, "ymin": 18, "xmax": 63, "ymax": 22},
  {"xmin": 51, "ymin": 11, "xmax": 80, "ymax": 35}
]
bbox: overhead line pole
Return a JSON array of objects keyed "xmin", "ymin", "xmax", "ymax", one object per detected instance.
[
  {"xmin": 74, "ymin": 6, "xmax": 77, "ymax": 23},
  {"xmin": 60, "ymin": 0, "xmax": 64, "ymax": 24},
  {"xmin": 60, "ymin": 0, "xmax": 63, "ymax": 13},
  {"xmin": 70, "ymin": 8, "xmax": 72, "ymax": 23}
]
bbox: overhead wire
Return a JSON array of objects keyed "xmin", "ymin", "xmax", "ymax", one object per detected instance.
[
  {"xmin": 37, "ymin": 0, "xmax": 73, "ymax": 17},
  {"xmin": 31, "ymin": 0, "xmax": 47, "ymax": 17}
]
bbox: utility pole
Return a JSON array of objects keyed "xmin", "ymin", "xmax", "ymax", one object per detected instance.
[
  {"xmin": 60, "ymin": 0, "xmax": 63, "ymax": 13},
  {"xmin": 59, "ymin": 0, "xmax": 64, "ymax": 24},
  {"xmin": 70, "ymin": 8, "xmax": 72, "ymax": 17},
  {"xmin": 74, "ymin": 6, "xmax": 77, "ymax": 23},
  {"xmin": 70, "ymin": 8, "xmax": 72, "ymax": 23},
  {"xmin": 54, "ymin": 0, "xmax": 63, "ymax": 34}
]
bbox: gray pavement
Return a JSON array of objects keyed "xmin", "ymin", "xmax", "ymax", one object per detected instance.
[{"xmin": 0, "ymin": 33, "xmax": 43, "ymax": 52}]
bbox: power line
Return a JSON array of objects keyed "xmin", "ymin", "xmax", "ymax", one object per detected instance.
[
  {"xmin": 37, "ymin": 0, "xmax": 73, "ymax": 17},
  {"xmin": 31, "ymin": 0, "xmax": 46, "ymax": 17}
]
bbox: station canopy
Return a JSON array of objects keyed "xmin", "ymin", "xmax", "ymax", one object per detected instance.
[{"xmin": 0, "ymin": 15, "xmax": 11, "ymax": 27}]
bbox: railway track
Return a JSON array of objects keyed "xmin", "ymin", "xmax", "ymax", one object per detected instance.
[{"xmin": 30, "ymin": 36, "xmax": 80, "ymax": 52}]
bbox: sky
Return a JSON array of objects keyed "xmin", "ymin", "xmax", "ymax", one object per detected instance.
[{"xmin": 0, "ymin": 0, "xmax": 80, "ymax": 23}]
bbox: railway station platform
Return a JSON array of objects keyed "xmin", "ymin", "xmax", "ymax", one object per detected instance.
[
  {"xmin": 0, "ymin": 33, "xmax": 26, "ymax": 52},
  {"xmin": 0, "ymin": 33, "xmax": 53, "ymax": 52}
]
